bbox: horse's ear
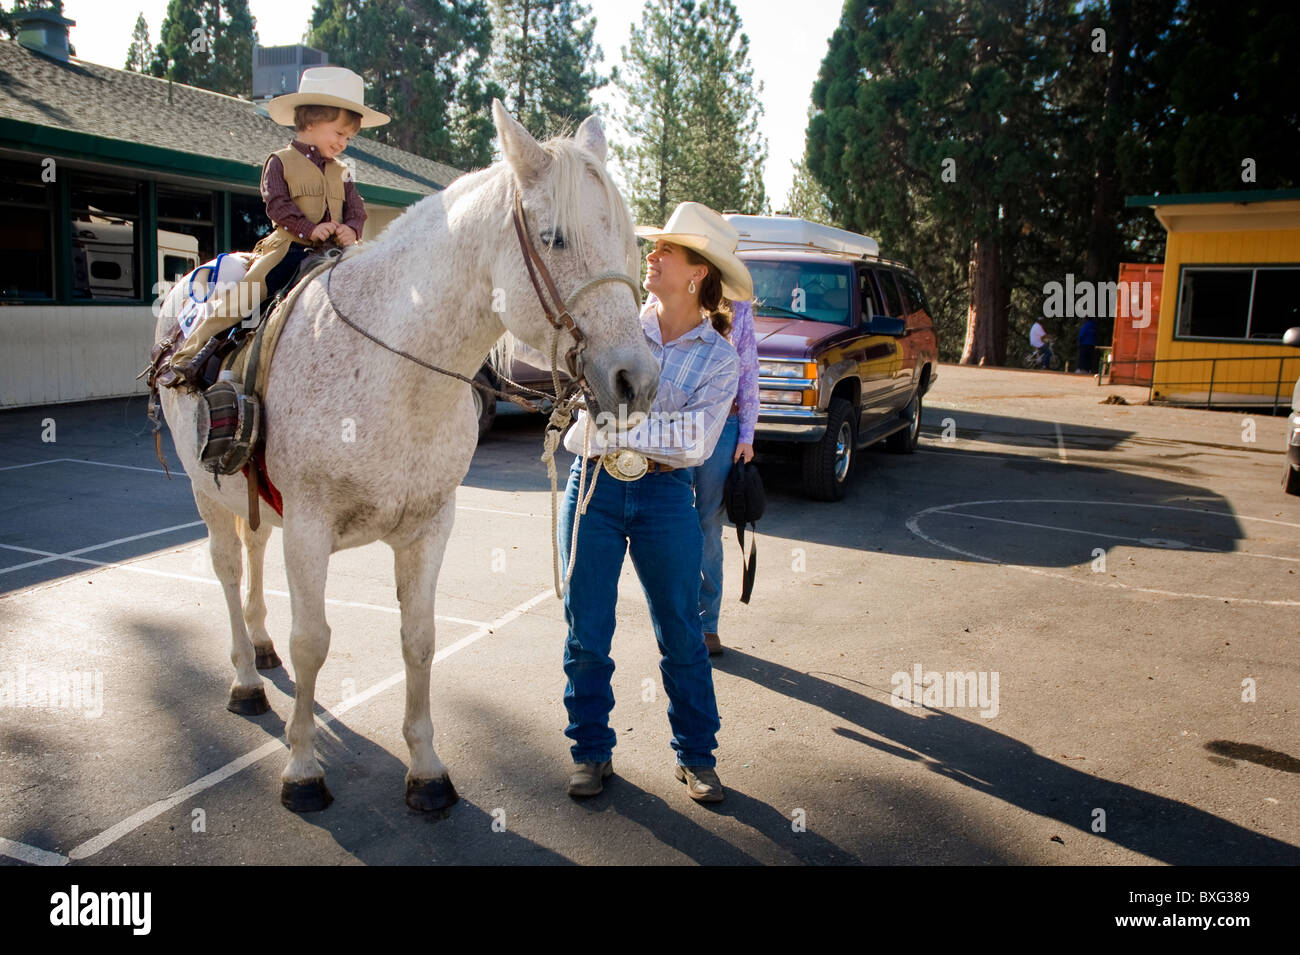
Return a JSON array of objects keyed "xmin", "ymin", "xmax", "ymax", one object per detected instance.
[
  {"xmin": 493, "ymin": 98, "xmax": 550, "ymax": 187},
  {"xmin": 574, "ymin": 114, "xmax": 607, "ymax": 164}
]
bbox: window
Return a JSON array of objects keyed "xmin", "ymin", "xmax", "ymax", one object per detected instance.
[
  {"xmin": 873, "ymin": 269, "xmax": 905, "ymax": 317},
  {"xmin": 858, "ymin": 269, "xmax": 881, "ymax": 317},
  {"xmin": 897, "ymin": 272, "xmax": 931, "ymax": 316},
  {"xmin": 70, "ymin": 173, "xmax": 143, "ymax": 300},
  {"xmin": 0, "ymin": 159, "xmax": 55, "ymax": 300},
  {"xmin": 230, "ymin": 193, "xmax": 273, "ymax": 252},
  {"xmin": 157, "ymin": 187, "xmax": 215, "ymax": 265},
  {"xmin": 749, "ymin": 260, "xmax": 854, "ymax": 326},
  {"xmin": 1176, "ymin": 266, "xmax": 1300, "ymax": 341}
]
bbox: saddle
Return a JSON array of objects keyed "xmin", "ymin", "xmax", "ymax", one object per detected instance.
[{"xmin": 142, "ymin": 248, "xmax": 343, "ymax": 530}]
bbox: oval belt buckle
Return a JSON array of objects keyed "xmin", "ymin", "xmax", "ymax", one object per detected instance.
[{"xmin": 602, "ymin": 449, "xmax": 649, "ymax": 482}]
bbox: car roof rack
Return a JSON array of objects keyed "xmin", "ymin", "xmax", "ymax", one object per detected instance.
[
  {"xmin": 725, "ymin": 213, "xmax": 880, "ymax": 257},
  {"xmin": 737, "ymin": 244, "xmax": 914, "ymax": 272}
]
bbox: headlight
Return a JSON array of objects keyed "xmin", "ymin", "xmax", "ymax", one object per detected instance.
[
  {"xmin": 759, "ymin": 360, "xmax": 806, "ymax": 378},
  {"xmin": 759, "ymin": 389, "xmax": 805, "ymax": 405}
]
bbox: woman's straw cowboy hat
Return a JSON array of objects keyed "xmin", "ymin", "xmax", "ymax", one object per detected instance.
[
  {"xmin": 636, "ymin": 202, "xmax": 753, "ymax": 301},
  {"xmin": 267, "ymin": 67, "xmax": 390, "ymax": 128}
]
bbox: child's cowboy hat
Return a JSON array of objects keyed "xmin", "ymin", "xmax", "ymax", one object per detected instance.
[
  {"xmin": 636, "ymin": 202, "xmax": 753, "ymax": 301},
  {"xmin": 267, "ymin": 67, "xmax": 390, "ymax": 128}
]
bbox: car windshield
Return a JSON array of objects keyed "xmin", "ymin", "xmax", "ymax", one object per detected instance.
[{"xmin": 748, "ymin": 260, "xmax": 854, "ymax": 326}]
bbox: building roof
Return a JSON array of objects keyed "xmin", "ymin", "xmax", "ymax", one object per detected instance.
[
  {"xmin": 1125, "ymin": 188, "xmax": 1300, "ymax": 208},
  {"xmin": 0, "ymin": 39, "xmax": 462, "ymax": 204}
]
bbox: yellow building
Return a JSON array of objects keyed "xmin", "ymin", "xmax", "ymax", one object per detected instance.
[{"xmin": 1125, "ymin": 189, "xmax": 1300, "ymax": 410}]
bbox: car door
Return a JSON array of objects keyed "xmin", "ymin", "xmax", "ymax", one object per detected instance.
[
  {"xmin": 872, "ymin": 268, "xmax": 914, "ymax": 409},
  {"xmin": 856, "ymin": 267, "xmax": 904, "ymax": 430}
]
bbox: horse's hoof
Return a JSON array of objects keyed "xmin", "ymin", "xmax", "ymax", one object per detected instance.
[
  {"xmin": 281, "ymin": 778, "xmax": 333, "ymax": 813},
  {"xmin": 255, "ymin": 647, "xmax": 282, "ymax": 670},
  {"xmin": 227, "ymin": 685, "xmax": 270, "ymax": 716},
  {"xmin": 406, "ymin": 775, "xmax": 458, "ymax": 812}
]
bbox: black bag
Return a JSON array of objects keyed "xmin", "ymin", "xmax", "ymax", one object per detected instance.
[{"xmin": 723, "ymin": 460, "xmax": 765, "ymax": 603}]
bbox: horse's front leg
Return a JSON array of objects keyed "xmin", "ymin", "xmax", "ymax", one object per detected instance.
[
  {"xmin": 392, "ymin": 503, "xmax": 458, "ymax": 812},
  {"xmin": 279, "ymin": 514, "xmax": 334, "ymax": 812}
]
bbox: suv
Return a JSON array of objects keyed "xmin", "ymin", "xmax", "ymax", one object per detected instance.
[{"xmin": 728, "ymin": 215, "xmax": 939, "ymax": 500}]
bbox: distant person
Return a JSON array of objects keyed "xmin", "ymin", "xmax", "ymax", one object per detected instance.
[
  {"xmin": 1077, "ymin": 318, "xmax": 1098, "ymax": 374},
  {"xmin": 1029, "ymin": 319, "xmax": 1052, "ymax": 369}
]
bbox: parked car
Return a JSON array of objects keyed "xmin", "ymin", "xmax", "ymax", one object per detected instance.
[
  {"xmin": 727, "ymin": 215, "xmax": 939, "ymax": 500},
  {"xmin": 1283, "ymin": 325, "xmax": 1300, "ymax": 496}
]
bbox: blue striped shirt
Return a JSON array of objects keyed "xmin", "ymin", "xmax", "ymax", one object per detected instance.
[{"xmin": 563, "ymin": 304, "xmax": 739, "ymax": 468}]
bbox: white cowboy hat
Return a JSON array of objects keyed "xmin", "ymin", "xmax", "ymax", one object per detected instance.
[
  {"xmin": 636, "ymin": 202, "xmax": 753, "ymax": 301},
  {"xmin": 267, "ymin": 67, "xmax": 390, "ymax": 128}
]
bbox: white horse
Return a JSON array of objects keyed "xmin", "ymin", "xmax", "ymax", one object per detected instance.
[{"xmin": 155, "ymin": 102, "xmax": 659, "ymax": 812}]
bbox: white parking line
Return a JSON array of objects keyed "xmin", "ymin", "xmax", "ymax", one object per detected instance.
[
  {"xmin": 0, "ymin": 521, "xmax": 207, "ymax": 575},
  {"xmin": 0, "ymin": 836, "xmax": 69, "ymax": 867},
  {"xmin": 51, "ymin": 587, "xmax": 554, "ymax": 865},
  {"xmin": 0, "ymin": 457, "xmax": 179, "ymax": 476}
]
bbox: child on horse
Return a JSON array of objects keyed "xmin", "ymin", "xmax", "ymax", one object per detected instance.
[{"xmin": 166, "ymin": 67, "xmax": 389, "ymax": 388}]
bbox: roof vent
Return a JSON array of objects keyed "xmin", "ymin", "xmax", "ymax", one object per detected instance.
[{"xmin": 14, "ymin": 7, "xmax": 76, "ymax": 62}]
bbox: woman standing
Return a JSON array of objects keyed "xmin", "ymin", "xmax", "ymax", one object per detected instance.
[
  {"xmin": 559, "ymin": 202, "xmax": 752, "ymax": 804},
  {"xmin": 692, "ymin": 293, "xmax": 759, "ymax": 655}
]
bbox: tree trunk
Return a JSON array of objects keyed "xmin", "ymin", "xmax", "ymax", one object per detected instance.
[
  {"xmin": 960, "ymin": 235, "xmax": 1006, "ymax": 365},
  {"xmin": 1084, "ymin": 0, "xmax": 1131, "ymax": 285}
]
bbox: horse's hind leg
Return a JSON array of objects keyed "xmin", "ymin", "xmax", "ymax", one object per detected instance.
[
  {"xmin": 193, "ymin": 490, "xmax": 269, "ymax": 716},
  {"xmin": 279, "ymin": 516, "xmax": 334, "ymax": 812},
  {"xmin": 236, "ymin": 515, "xmax": 281, "ymax": 670},
  {"xmin": 393, "ymin": 504, "xmax": 458, "ymax": 812}
]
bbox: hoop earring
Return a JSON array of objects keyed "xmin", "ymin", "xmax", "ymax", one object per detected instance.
[{"xmin": 688, "ymin": 279, "xmax": 696, "ymax": 294}]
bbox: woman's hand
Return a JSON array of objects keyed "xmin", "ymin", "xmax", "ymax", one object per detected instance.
[
  {"xmin": 733, "ymin": 442, "xmax": 754, "ymax": 464},
  {"xmin": 334, "ymin": 224, "xmax": 358, "ymax": 247},
  {"xmin": 310, "ymin": 221, "xmax": 336, "ymax": 244}
]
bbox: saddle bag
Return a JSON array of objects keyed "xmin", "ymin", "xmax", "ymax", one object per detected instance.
[{"xmin": 197, "ymin": 377, "xmax": 262, "ymax": 478}]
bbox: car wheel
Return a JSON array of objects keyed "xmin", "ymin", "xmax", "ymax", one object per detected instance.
[
  {"xmin": 1285, "ymin": 461, "xmax": 1300, "ymax": 496},
  {"xmin": 801, "ymin": 397, "xmax": 855, "ymax": 501},
  {"xmin": 886, "ymin": 391, "xmax": 921, "ymax": 454},
  {"xmin": 473, "ymin": 370, "xmax": 496, "ymax": 441}
]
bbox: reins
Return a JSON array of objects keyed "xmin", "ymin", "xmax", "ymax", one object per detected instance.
[{"xmin": 320, "ymin": 188, "xmax": 643, "ymax": 599}]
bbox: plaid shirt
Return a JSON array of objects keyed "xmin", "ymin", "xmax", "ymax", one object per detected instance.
[{"xmin": 563, "ymin": 304, "xmax": 739, "ymax": 468}]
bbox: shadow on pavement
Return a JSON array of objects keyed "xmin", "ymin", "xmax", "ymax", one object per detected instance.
[{"xmin": 714, "ymin": 649, "xmax": 1300, "ymax": 865}]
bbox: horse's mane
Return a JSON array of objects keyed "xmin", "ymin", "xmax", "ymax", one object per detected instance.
[{"xmin": 490, "ymin": 134, "xmax": 640, "ymax": 378}]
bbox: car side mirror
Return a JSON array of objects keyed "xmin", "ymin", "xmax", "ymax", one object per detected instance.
[
  {"xmin": 1283, "ymin": 326, "xmax": 1300, "ymax": 347},
  {"xmin": 863, "ymin": 314, "xmax": 906, "ymax": 336}
]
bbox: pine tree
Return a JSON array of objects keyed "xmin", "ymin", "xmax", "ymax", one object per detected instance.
[
  {"xmin": 125, "ymin": 13, "xmax": 152, "ymax": 73},
  {"xmin": 784, "ymin": 157, "xmax": 832, "ymax": 223},
  {"xmin": 309, "ymin": 0, "xmax": 500, "ymax": 171},
  {"xmin": 489, "ymin": 0, "xmax": 605, "ymax": 139},
  {"xmin": 806, "ymin": 0, "xmax": 1077, "ymax": 365},
  {"xmin": 150, "ymin": 0, "xmax": 257, "ymax": 97},
  {"xmin": 614, "ymin": 0, "xmax": 766, "ymax": 226}
]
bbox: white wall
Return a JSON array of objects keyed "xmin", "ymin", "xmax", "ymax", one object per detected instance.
[{"xmin": 0, "ymin": 305, "xmax": 156, "ymax": 407}]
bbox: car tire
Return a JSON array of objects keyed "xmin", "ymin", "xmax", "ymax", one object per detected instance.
[
  {"xmin": 802, "ymin": 397, "xmax": 856, "ymax": 501},
  {"xmin": 1285, "ymin": 461, "xmax": 1300, "ymax": 496},
  {"xmin": 473, "ymin": 370, "xmax": 496, "ymax": 441},
  {"xmin": 886, "ymin": 391, "xmax": 921, "ymax": 454}
]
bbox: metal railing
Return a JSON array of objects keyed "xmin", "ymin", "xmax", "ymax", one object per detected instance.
[{"xmin": 1099, "ymin": 352, "xmax": 1300, "ymax": 414}]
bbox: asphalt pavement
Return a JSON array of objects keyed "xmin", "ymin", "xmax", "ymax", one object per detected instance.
[{"xmin": 1, "ymin": 366, "xmax": 1296, "ymax": 865}]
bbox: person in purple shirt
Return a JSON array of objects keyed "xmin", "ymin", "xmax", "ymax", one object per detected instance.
[{"xmin": 691, "ymin": 296, "xmax": 759, "ymax": 654}]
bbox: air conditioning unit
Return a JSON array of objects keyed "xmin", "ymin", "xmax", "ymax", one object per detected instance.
[{"xmin": 725, "ymin": 214, "xmax": 880, "ymax": 259}]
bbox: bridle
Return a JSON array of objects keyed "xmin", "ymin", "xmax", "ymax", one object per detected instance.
[{"xmin": 510, "ymin": 190, "xmax": 643, "ymax": 387}]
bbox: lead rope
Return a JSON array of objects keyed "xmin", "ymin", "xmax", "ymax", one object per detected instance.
[{"xmin": 539, "ymin": 323, "xmax": 600, "ymax": 599}]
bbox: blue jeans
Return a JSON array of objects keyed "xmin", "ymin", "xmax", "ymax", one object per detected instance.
[
  {"xmin": 559, "ymin": 457, "xmax": 721, "ymax": 768},
  {"xmin": 692, "ymin": 414, "xmax": 739, "ymax": 633}
]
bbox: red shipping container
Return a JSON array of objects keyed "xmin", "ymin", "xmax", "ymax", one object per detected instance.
[{"xmin": 1110, "ymin": 263, "xmax": 1162, "ymax": 385}]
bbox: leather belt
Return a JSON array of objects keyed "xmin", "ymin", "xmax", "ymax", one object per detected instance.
[{"xmin": 587, "ymin": 454, "xmax": 675, "ymax": 475}]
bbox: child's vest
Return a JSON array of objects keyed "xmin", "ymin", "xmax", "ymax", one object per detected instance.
[{"xmin": 266, "ymin": 146, "xmax": 348, "ymax": 237}]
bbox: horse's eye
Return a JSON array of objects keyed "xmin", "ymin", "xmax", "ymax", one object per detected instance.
[{"xmin": 541, "ymin": 229, "xmax": 566, "ymax": 250}]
